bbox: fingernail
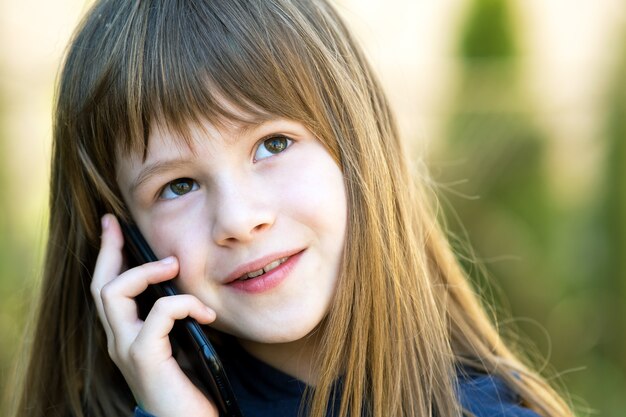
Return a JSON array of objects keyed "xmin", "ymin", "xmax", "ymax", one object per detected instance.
[
  {"xmin": 101, "ymin": 215, "xmax": 110, "ymax": 231},
  {"xmin": 161, "ymin": 256, "xmax": 175, "ymax": 264}
]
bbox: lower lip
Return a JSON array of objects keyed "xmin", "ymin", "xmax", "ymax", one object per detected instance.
[{"xmin": 227, "ymin": 251, "xmax": 304, "ymax": 294}]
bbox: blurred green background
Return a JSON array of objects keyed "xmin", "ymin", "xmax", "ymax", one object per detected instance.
[{"xmin": 0, "ymin": 0, "xmax": 624, "ymax": 415}]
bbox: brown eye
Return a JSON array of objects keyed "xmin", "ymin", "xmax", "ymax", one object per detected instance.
[
  {"xmin": 265, "ymin": 137, "xmax": 288, "ymax": 153},
  {"xmin": 160, "ymin": 178, "xmax": 198, "ymax": 199},
  {"xmin": 254, "ymin": 136, "xmax": 292, "ymax": 160}
]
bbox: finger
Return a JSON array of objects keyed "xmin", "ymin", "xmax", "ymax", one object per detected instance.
[
  {"xmin": 91, "ymin": 214, "xmax": 125, "ymax": 339},
  {"xmin": 100, "ymin": 256, "xmax": 180, "ymax": 350},
  {"xmin": 130, "ymin": 295, "xmax": 216, "ymax": 362}
]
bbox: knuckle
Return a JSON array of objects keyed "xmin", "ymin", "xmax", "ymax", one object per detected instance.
[
  {"xmin": 179, "ymin": 294, "xmax": 198, "ymax": 305},
  {"xmin": 128, "ymin": 341, "xmax": 145, "ymax": 366},
  {"xmin": 151, "ymin": 297, "xmax": 171, "ymax": 315},
  {"xmin": 134, "ymin": 262, "xmax": 152, "ymax": 274},
  {"xmin": 106, "ymin": 340, "xmax": 118, "ymax": 361},
  {"xmin": 139, "ymin": 260, "xmax": 164, "ymax": 274},
  {"xmin": 89, "ymin": 281, "xmax": 100, "ymax": 298},
  {"xmin": 99, "ymin": 282, "xmax": 116, "ymax": 305}
]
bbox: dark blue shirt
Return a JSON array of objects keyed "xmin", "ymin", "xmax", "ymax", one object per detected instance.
[{"xmin": 134, "ymin": 342, "xmax": 540, "ymax": 417}]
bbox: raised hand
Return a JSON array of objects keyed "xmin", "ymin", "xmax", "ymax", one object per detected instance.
[{"xmin": 90, "ymin": 214, "xmax": 219, "ymax": 417}]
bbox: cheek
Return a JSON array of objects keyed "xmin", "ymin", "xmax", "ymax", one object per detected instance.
[
  {"xmin": 144, "ymin": 219, "xmax": 207, "ymax": 273},
  {"xmin": 140, "ymin": 196, "xmax": 210, "ymax": 255},
  {"xmin": 281, "ymin": 156, "xmax": 348, "ymax": 242},
  {"xmin": 148, "ymin": 225, "xmax": 211, "ymax": 295}
]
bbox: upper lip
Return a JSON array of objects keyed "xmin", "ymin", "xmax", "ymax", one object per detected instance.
[{"xmin": 222, "ymin": 248, "xmax": 304, "ymax": 284}]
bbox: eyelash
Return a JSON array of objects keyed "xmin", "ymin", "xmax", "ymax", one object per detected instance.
[
  {"xmin": 253, "ymin": 135, "xmax": 293, "ymax": 161},
  {"xmin": 156, "ymin": 134, "xmax": 294, "ymax": 200},
  {"xmin": 159, "ymin": 177, "xmax": 199, "ymax": 200}
]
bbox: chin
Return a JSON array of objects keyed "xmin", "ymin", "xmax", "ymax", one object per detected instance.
[{"xmin": 230, "ymin": 315, "xmax": 324, "ymax": 345}]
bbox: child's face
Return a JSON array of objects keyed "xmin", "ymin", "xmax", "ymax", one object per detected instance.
[{"xmin": 116, "ymin": 116, "xmax": 347, "ymax": 345}]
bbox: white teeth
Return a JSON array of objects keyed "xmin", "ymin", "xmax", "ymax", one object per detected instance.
[
  {"xmin": 247, "ymin": 268, "xmax": 265, "ymax": 278},
  {"xmin": 239, "ymin": 256, "xmax": 289, "ymax": 281},
  {"xmin": 263, "ymin": 258, "xmax": 283, "ymax": 273}
]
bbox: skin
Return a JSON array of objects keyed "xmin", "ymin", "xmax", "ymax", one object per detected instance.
[{"xmin": 91, "ymin": 117, "xmax": 348, "ymax": 416}]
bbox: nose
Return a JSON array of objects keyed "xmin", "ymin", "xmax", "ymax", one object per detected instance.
[{"xmin": 210, "ymin": 175, "xmax": 276, "ymax": 246}]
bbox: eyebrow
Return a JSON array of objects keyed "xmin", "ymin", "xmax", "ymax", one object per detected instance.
[
  {"xmin": 128, "ymin": 158, "xmax": 192, "ymax": 195},
  {"xmin": 220, "ymin": 117, "xmax": 270, "ymax": 144},
  {"xmin": 127, "ymin": 117, "xmax": 281, "ymax": 194}
]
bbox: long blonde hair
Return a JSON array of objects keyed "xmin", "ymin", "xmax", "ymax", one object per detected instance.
[{"xmin": 11, "ymin": 1, "xmax": 574, "ymax": 416}]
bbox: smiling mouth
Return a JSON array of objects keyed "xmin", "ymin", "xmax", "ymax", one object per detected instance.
[{"xmin": 236, "ymin": 256, "xmax": 290, "ymax": 281}]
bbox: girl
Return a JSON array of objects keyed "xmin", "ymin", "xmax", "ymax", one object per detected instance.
[{"xmin": 12, "ymin": 0, "xmax": 575, "ymax": 416}]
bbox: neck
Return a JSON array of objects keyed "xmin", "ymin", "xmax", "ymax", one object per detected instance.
[{"xmin": 237, "ymin": 329, "xmax": 324, "ymax": 386}]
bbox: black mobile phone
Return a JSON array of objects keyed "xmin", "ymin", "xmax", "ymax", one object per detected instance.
[{"xmin": 119, "ymin": 220, "xmax": 244, "ymax": 417}]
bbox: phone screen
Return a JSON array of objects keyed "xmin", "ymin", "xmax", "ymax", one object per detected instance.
[{"xmin": 119, "ymin": 220, "xmax": 244, "ymax": 417}]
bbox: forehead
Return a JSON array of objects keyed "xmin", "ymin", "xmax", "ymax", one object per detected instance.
[
  {"xmin": 121, "ymin": 97, "xmax": 272, "ymax": 155},
  {"xmin": 117, "ymin": 112, "xmax": 265, "ymax": 167}
]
